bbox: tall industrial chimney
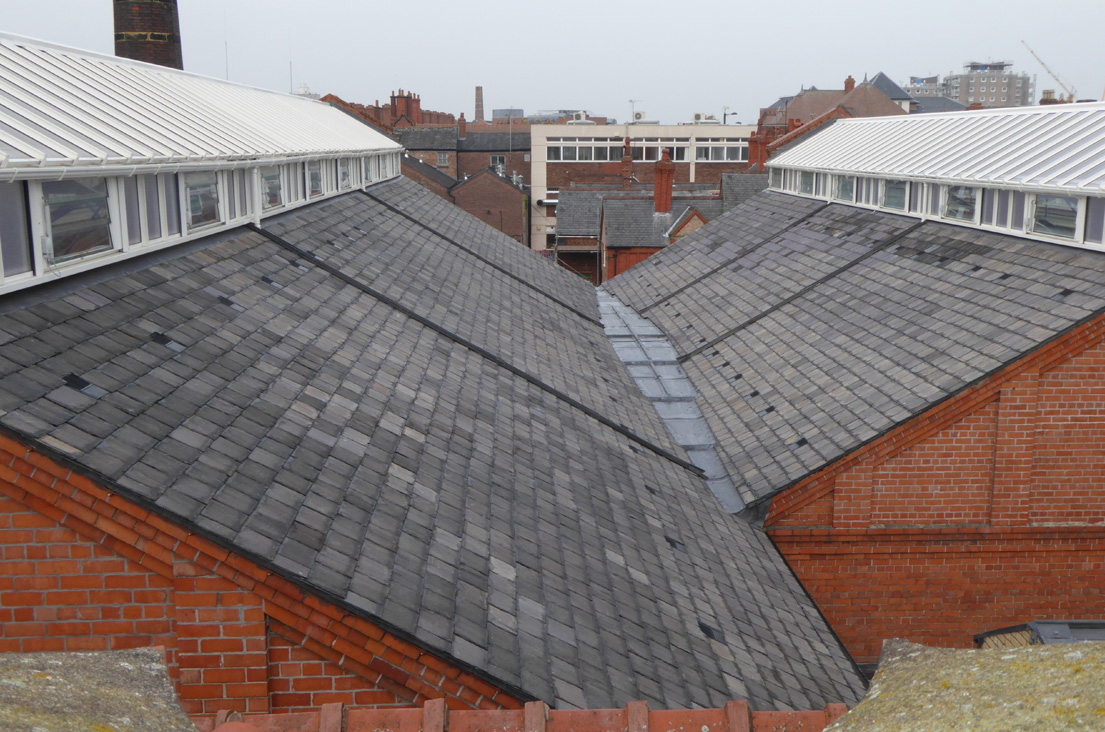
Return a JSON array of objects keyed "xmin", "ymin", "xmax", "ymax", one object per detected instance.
[
  {"xmin": 475, "ymin": 86, "xmax": 485, "ymax": 123},
  {"xmin": 114, "ymin": 0, "xmax": 184, "ymax": 70}
]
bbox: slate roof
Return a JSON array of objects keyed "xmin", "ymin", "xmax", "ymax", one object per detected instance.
[
  {"xmin": 721, "ymin": 174, "xmax": 770, "ymax": 210},
  {"xmin": 555, "ymin": 191, "xmax": 605, "ymax": 237},
  {"xmin": 910, "ymin": 96, "xmax": 967, "ymax": 114},
  {"xmin": 603, "ymin": 200, "xmax": 674, "ymax": 249},
  {"xmin": 868, "ymin": 72, "xmax": 911, "ymax": 102},
  {"xmin": 458, "ymin": 132, "xmax": 531, "ymax": 152},
  {"xmin": 402, "ymin": 154, "xmax": 458, "ymax": 189},
  {"xmin": 399, "ymin": 127, "xmax": 459, "ymax": 150},
  {"xmin": 605, "ymin": 191, "xmax": 1105, "ymax": 508},
  {"xmin": 0, "ymin": 177, "xmax": 865, "ymax": 711}
]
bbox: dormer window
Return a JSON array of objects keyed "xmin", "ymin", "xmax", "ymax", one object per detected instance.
[
  {"xmin": 308, "ymin": 161, "xmax": 323, "ymax": 198},
  {"xmin": 0, "ymin": 182, "xmax": 32, "ymax": 277},
  {"xmin": 1031, "ymin": 195, "xmax": 1078, "ymax": 240},
  {"xmin": 944, "ymin": 186, "xmax": 977, "ymax": 221},
  {"xmin": 833, "ymin": 175, "xmax": 855, "ymax": 202},
  {"xmin": 42, "ymin": 178, "xmax": 113, "ymax": 263}
]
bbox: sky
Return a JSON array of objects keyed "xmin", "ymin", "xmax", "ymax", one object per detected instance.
[{"xmin": 5, "ymin": 0, "xmax": 1105, "ymax": 126}]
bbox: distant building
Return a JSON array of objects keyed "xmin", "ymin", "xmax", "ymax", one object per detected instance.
[{"xmin": 904, "ymin": 62, "xmax": 1035, "ymax": 108}]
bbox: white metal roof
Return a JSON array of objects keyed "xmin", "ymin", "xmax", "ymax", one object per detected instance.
[
  {"xmin": 0, "ymin": 33, "xmax": 399, "ymax": 178},
  {"xmin": 769, "ymin": 103, "xmax": 1105, "ymax": 194}
]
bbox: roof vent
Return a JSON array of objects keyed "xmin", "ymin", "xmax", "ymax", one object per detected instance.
[
  {"xmin": 150, "ymin": 332, "xmax": 185, "ymax": 353},
  {"xmin": 698, "ymin": 621, "xmax": 726, "ymax": 643},
  {"xmin": 63, "ymin": 373, "xmax": 107, "ymax": 398},
  {"xmin": 1054, "ymin": 288, "xmax": 1075, "ymax": 300},
  {"xmin": 665, "ymin": 536, "xmax": 686, "ymax": 552}
]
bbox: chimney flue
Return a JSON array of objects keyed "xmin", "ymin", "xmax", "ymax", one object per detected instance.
[
  {"xmin": 621, "ymin": 137, "xmax": 634, "ymax": 190},
  {"xmin": 113, "ymin": 0, "xmax": 183, "ymax": 69},
  {"xmin": 654, "ymin": 149, "xmax": 674, "ymax": 214},
  {"xmin": 475, "ymin": 86, "xmax": 485, "ymax": 123},
  {"xmin": 459, "ymin": 113, "xmax": 466, "ymax": 140}
]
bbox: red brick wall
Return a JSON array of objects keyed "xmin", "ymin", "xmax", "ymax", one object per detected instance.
[
  {"xmin": 449, "ymin": 174, "xmax": 527, "ymax": 243},
  {"xmin": 767, "ymin": 315, "xmax": 1105, "ymax": 664},
  {"xmin": 113, "ymin": 0, "xmax": 183, "ymax": 69},
  {"xmin": 547, "ymin": 162, "xmax": 748, "ymax": 189},
  {"xmin": 0, "ymin": 434, "xmax": 522, "ymax": 714},
  {"xmin": 0, "ymin": 495, "xmax": 174, "ymax": 656},
  {"xmin": 458, "ymin": 152, "xmax": 531, "ymax": 184},
  {"xmin": 268, "ymin": 620, "xmax": 406, "ymax": 712}
]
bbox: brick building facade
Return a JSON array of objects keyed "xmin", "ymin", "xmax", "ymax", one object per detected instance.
[
  {"xmin": 0, "ymin": 433, "xmax": 519, "ymax": 716},
  {"xmin": 113, "ymin": 0, "xmax": 183, "ymax": 69},
  {"xmin": 766, "ymin": 314, "xmax": 1105, "ymax": 664}
]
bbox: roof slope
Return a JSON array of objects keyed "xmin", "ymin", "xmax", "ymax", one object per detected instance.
[
  {"xmin": 0, "ymin": 178, "xmax": 864, "ymax": 711},
  {"xmin": 0, "ymin": 34, "xmax": 397, "ymax": 171},
  {"xmin": 399, "ymin": 127, "xmax": 460, "ymax": 150},
  {"xmin": 555, "ymin": 191, "xmax": 605, "ymax": 237},
  {"xmin": 605, "ymin": 192, "xmax": 1105, "ymax": 507},
  {"xmin": 769, "ymin": 102, "xmax": 1105, "ymax": 193},
  {"xmin": 868, "ymin": 72, "xmax": 911, "ymax": 102}
]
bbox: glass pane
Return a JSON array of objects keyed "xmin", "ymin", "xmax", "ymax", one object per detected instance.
[
  {"xmin": 42, "ymin": 178, "xmax": 112, "ymax": 262},
  {"xmin": 833, "ymin": 176, "xmax": 854, "ymax": 201},
  {"xmin": 0, "ymin": 181, "xmax": 32, "ymax": 276},
  {"xmin": 123, "ymin": 176, "xmax": 141, "ymax": 245},
  {"xmin": 308, "ymin": 162, "xmax": 323, "ymax": 197},
  {"xmin": 928, "ymin": 184, "xmax": 940, "ymax": 216},
  {"xmin": 799, "ymin": 171, "xmax": 814, "ymax": 195},
  {"xmin": 996, "ymin": 190, "xmax": 1010, "ymax": 226},
  {"xmin": 1011, "ymin": 192, "xmax": 1025, "ymax": 229},
  {"xmin": 547, "ymin": 147, "xmax": 561, "ymax": 161},
  {"xmin": 340, "ymin": 159, "xmax": 352, "ymax": 189},
  {"xmin": 183, "ymin": 171, "xmax": 220, "ymax": 231},
  {"xmin": 980, "ymin": 189, "xmax": 995, "ymax": 225},
  {"xmin": 673, "ymin": 147, "xmax": 686, "ymax": 161},
  {"xmin": 262, "ymin": 166, "xmax": 282, "ymax": 210},
  {"xmin": 696, "ymin": 147, "xmax": 709, "ymax": 161},
  {"xmin": 909, "ymin": 182, "xmax": 922, "ymax": 212},
  {"xmin": 164, "ymin": 174, "xmax": 181, "ymax": 236},
  {"xmin": 944, "ymin": 186, "xmax": 976, "ymax": 221},
  {"xmin": 769, "ymin": 169, "xmax": 781, "ymax": 188},
  {"xmin": 577, "ymin": 146, "xmax": 592, "ymax": 161},
  {"xmin": 1086, "ymin": 198, "xmax": 1105, "ymax": 244},
  {"xmin": 561, "ymin": 147, "xmax": 577, "ymax": 161},
  {"xmin": 239, "ymin": 170, "xmax": 250, "ymax": 214},
  {"xmin": 884, "ymin": 180, "xmax": 907, "ymax": 210},
  {"xmin": 1031, "ymin": 194, "xmax": 1078, "ymax": 239},
  {"xmin": 593, "ymin": 146, "xmax": 608, "ymax": 161},
  {"xmin": 143, "ymin": 175, "xmax": 162, "ymax": 240},
  {"xmin": 227, "ymin": 172, "xmax": 237, "ymax": 220}
]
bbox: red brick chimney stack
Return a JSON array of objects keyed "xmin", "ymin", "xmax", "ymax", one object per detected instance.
[
  {"xmin": 459, "ymin": 113, "xmax": 466, "ymax": 140},
  {"xmin": 844, "ymin": 75, "xmax": 856, "ymax": 93},
  {"xmin": 475, "ymin": 86, "xmax": 485, "ymax": 123},
  {"xmin": 113, "ymin": 0, "xmax": 183, "ymax": 70},
  {"xmin": 621, "ymin": 137, "xmax": 634, "ymax": 190},
  {"xmin": 654, "ymin": 149, "xmax": 674, "ymax": 214}
]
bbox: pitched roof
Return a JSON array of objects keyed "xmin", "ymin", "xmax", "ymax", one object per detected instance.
[
  {"xmin": 0, "ymin": 34, "xmax": 398, "ymax": 172},
  {"xmin": 0, "ymin": 177, "xmax": 865, "ymax": 711},
  {"xmin": 868, "ymin": 72, "xmax": 911, "ymax": 102},
  {"xmin": 458, "ymin": 132, "xmax": 531, "ymax": 152},
  {"xmin": 769, "ymin": 102, "xmax": 1105, "ymax": 193},
  {"xmin": 835, "ymin": 82, "xmax": 908, "ymax": 118},
  {"xmin": 603, "ymin": 200, "xmax": 673, "ymax": 248},
  {"xmin": 555, "ymin": 190, "xmax": 605, "ymax": 236},
  {"xmin": 909, "ymin": 96, "xmax": 967, "ymax": 114},
  {"xmin": 402, "ymin": 153, "xmax": 458, "ymax": 188},
  {"xmin": 399, "ymin": 126, "xmax": 459, "ymax": 150},
  {"xmin": 605, "ymin": 191, "xmax": 1105, "ymax": 507}
]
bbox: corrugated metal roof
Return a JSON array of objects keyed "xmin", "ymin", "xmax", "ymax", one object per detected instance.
[
  {"xmin": 0, "ymin": 34, "xmax": 399, "ymax": 174},
  {"xmin": 770, "ymin": 103, "xmax": 1105, "ymax": 194}
]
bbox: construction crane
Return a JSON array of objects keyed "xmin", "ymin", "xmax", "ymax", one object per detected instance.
[{"xmin": 1021, "ymin": 40, "xmax": 1077, "ymax": 102}]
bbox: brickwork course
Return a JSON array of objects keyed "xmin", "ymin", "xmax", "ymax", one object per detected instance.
[
  {"xmin": 0, "ymin": 178, "xmax": 865, "ymax": 712},
  {"xmin": 604, "ymin": 192, "xmax": 1105, "ymax": 666},
  {"xmin": 113, "ymin": 0, "xmax": 183, "ymax": 69}
]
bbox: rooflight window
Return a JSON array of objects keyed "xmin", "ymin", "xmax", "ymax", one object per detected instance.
[
  {"xmin": 42, "ymin": 178, "xmax": 113, "ymax": 263},
  {"xmin": 307, "ymin": 161, "xmax": 323, "ymax": 198},
  {"xmin": 980, "ymin": 189, "xmax": 996, "ymax": 226},
  {"xmin": 123, "ymin": 176, "xmax": 142, "ymax": 246},
  {"xmin": 944, "ymin": 185, "xmax": 977, "ymax": 222},
  {"xmin": 339, "ymin": 159, "xmax": 352, "ymax": 190},
  {"xmin": 1010, "ymin": 192, "xmax": 1026, "ymax": 229},
  {"xmin": 0, "ymin": 182, "xmax": 33, "ymax": 277},
  {"xmin": 883, "ymin": 180, "xmax": 907, "ymax": 210},
  {"xmin": 832, "ymin": 175, "xmax": 855, "ymax": 202},
  {"xmin": 164, "ymin": 174, "xmax": 181, "ymax": 237},
  {"xmin": 261, "ymin": 166, "xmax": 282, "ymax": 210},
  {"xmin": 1085, "ymin": 199, "xmax": 1105, "ymax": 245},
  {"xmin": 183, "ymin": 172, "xmax": 221, "ymax": 232},
  {"xmin": 909, "ymin": 182, "xmax": 923, "ymax": 213},
  {"xmin": 799, "ymin": 171, "xmax": 814, "ymax": 195},
  {"xmin": 1031, "ymin": 194, "xmax": 1079, "ymax": 240},
  {"xmin": 770, "ymin": 169, "xmax": 782, "ymax": 188}
]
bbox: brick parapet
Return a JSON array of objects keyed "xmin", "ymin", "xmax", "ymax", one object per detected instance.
[{"xmin": 0, "ymin": 433, "xmax": 522, "ymax": 714}]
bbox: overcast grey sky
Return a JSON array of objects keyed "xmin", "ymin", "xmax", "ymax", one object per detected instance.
[{"xmin": 6, "ymin": 1, "xmax": 1104, "ymax": 125}]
